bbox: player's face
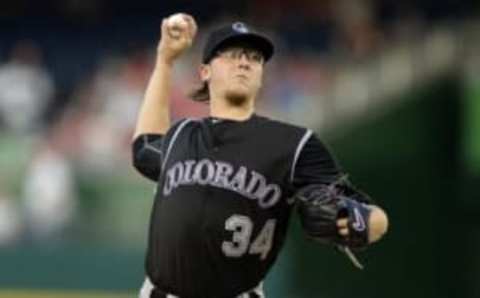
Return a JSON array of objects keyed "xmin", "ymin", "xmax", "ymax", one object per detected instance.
[{"xmin": 201, "ymin": 46, "xmax": 264, "ymax": 106}]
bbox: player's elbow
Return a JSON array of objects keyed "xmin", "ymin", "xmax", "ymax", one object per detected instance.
[
  {"xmin": 131, "ymin": 141, "xmax": 161, "ymax": 182},
  {"xmin": 368, "ymin": 206, "xmax": 389, "ymax": 243},
  {"xmin": 132, "ymin": 154, "xmax": 160, "ymax": 182}
]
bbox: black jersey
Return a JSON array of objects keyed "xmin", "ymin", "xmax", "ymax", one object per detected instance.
[{"xmin": 132, "ymin": 114, "xmax": 363, "ymax": 298}]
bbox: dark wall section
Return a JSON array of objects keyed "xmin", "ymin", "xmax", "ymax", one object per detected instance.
[{"xmin": 266, "ymin": 75, "xmax": 465, "ymax": 298}]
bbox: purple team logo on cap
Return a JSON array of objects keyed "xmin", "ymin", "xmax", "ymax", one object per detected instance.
[{"xmin": 232, "ymin": 22, "xmax": 249, "ymax": 33}]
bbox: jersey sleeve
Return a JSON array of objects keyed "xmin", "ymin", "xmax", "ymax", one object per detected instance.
[
  {"xmin": 291, "ymin": 133, "xmax": 373, "ymax": 204},
  {"xmin": 292, "ymin": 133, "xmax": 342, "ymax": 188},
  {"xmin": 132, "ymin": 134, "xmax": 164, "ymax": 182}
]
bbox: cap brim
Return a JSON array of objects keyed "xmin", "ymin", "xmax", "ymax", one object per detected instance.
[{"xmin": 206, "ymin": 33, "xmax": 274, "ymax": 63}]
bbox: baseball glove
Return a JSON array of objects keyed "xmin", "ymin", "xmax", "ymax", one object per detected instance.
[{"xmin": 296, "ymin": 176, "xmax": 372, "ymax": 250}]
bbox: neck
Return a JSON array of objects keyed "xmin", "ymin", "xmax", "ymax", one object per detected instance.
[{"xmin": 210, "ymin": 95, "xmax": 255, "ymax": 121}]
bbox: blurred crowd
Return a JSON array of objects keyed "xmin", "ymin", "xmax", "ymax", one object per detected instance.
[{"xmin": 0, "ymin": 0, "xmax": 476, "ymax": 247}]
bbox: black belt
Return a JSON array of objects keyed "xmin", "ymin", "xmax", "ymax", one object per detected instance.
[{"xmin": 150, "ymin": 288, "xmax": 260, "ymax": 298}]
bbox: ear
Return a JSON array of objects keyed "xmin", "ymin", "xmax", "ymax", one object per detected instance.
[{"xmin": 199, "ymin": 64, "xmax": 211, "ymax": 82}]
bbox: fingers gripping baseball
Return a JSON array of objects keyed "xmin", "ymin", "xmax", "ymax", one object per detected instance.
[{"xmin": 158, "ymin": 13, "xmax": 198, "ymax": 63}]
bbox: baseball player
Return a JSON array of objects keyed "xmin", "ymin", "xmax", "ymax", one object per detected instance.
[{"xmin": 132, "ymin": 13, "xmax": 388, "ymax": 298}]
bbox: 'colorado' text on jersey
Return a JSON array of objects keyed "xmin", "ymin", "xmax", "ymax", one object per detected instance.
[{"xmin": 163, "ymin": 159, "xmax": 282, "ymax": 208}]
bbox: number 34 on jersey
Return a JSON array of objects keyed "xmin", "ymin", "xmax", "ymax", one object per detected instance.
[{"xmin": 222, "ymin": 215, "xmax": 276, "ymax": 260}]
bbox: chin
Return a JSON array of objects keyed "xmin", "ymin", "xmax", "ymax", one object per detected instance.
[{"xmin": 225, "ymin": 89, "xmax": 250, "ymax": 106}]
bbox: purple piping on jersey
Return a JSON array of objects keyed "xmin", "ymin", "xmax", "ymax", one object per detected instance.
[
  {"xmin": 161, "ymin": 118, "xmax": 194, "ymax": 171},
  {"xmin": 289, "ymin": 129, "xmax": 313, "ymax": 182}
]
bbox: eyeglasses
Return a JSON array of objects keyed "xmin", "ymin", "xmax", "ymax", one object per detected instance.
[{"xmin": 216, "ymin": 48, "xmax": 264, "ymax": 64}]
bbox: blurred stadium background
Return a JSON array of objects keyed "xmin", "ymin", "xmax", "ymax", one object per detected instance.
[{"xmin": 0, "ymin": 0, "xmax": 479, "ymax": 297}]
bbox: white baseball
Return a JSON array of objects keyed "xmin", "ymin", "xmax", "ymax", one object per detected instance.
[{"xmin": 167, "ymin": 14, "xmax": 188, "ymax": 38}]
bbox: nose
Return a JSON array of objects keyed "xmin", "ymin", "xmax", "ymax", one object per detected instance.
[{"xmin": 237, "ymin": 53, "xmax": 251, "ymax": 69}]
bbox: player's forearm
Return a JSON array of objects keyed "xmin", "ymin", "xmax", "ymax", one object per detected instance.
[
  {"xmin": 134, "ymin": 14, "xmax": 196, "ymax": 139},
  {"xmin": 133, "ymin": 58, "xmax": 173, "ymax": 138},
  {"xmin": 368, "ymin": 205, "xmax": 389, "ymax": 243}
]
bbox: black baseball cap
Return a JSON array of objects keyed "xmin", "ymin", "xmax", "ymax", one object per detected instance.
[{"xmin": 202, "ymin": 22, "xmax": 274, "ymax": 64}]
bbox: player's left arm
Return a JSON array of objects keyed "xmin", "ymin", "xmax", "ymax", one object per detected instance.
[
  {"xmin": 366, "ymin": 206, "xmax": 389, "ymax": 243},
  {"xmin": 291, "ymin": 132, "xmax": 389, "ymax": 245},
  {"xmin": 324, "ymin": 174, "xmax": 389, "ymax": 244},
  {"xmin": 335, "ymin": 192, "xmax": 388, "ymax": 244}
]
